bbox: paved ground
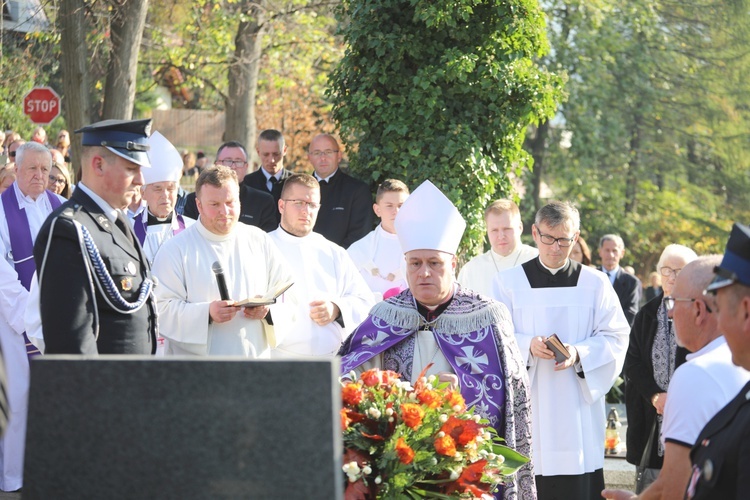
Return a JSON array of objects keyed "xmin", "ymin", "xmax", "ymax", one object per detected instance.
[{"xmin": 0, "ymin": 491, "xmax": 19, "ymax": 499}]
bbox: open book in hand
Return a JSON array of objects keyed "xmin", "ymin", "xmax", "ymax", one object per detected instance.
[
  {"xmin": 234, "ymin": 281, "xmax": 294, "ymax": 307},
  {"xmin": 544, "ymin": 334, "xmax": 571, "ymax": 363}
]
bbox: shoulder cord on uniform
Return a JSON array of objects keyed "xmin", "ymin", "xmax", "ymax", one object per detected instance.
[
  {"xmin": 39, "ymin": 215, "xmax": 100, "ymax": 340},
  {"xmin": 74, "ymin": 221, "xmax": 154, "ymax": 315}
]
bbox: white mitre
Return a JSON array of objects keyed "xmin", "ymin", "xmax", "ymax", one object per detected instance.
[
  {"xmin": 144, "ymin": 131, "xmax": 183, "ymax": 185},
  {"xmin": 394, "ymin": 180, "xmax": 466, "ymax": 255}
]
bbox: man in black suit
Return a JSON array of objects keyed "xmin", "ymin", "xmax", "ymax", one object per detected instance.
[
  {"xmin": 308, "ymin": 134, "xmax": 372, "ymax": 248},
  {"xmin": 183, "ymin": 141, "xmax": 277, "ymax": 232},
  {"xmin": 243, "ymin": 129, "xmax": 292, "ymax": 213},
  {"xmin": 33, "ymin": 119, "xmax": 158, "ymax": 354},
  {"xmin": 599, "ymin": 234, "xmax": 642, "ymax": 326}
]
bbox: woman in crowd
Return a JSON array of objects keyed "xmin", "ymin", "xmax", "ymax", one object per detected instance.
[
  {"xmin": 623, "ymin": 244, "xmax": 698, "ymax": 492},
  {"xmin": 570, "ymin": 235, "xmax": 593, "ymax": 266},
  {"xmin": 48, "ymin": 161, "xmax": 72, "ymax": 199}
]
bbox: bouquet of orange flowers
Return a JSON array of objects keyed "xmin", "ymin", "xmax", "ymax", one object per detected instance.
[{"xmin": 340, "ymin": 367, "xmax": 529, "ymax": 499}]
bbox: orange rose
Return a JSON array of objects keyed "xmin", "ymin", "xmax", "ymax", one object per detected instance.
[
  {"xmin": 361, "ymin": 369, "xmax": 381, "ymax": 387},
  {"xmin": 417, "ymin": 389, "xmax": 442, "ymax": 409},
  {"xmin": 395, "ymin": 437, "xmax": 415, "ymax": 464},
  {"xmin": 441, "ymin": 416, "xmax": 484, "ymax": 447},
  {"xmin": 445, "ymin": 390, "xmax": 466, "ymax": 411},
  {"xmin": 400, "ymin": 403, "xmax": 425, "ymax": 430},
  {"xmin": 434, "ymin": 434, "xmax": 457, "ymax": 456},
  {"xmin": 342, "ymin": 383, "xmax": 364, "ymax": 406}
]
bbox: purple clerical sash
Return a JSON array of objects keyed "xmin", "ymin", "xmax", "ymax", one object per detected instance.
[
  {"xmin": 133, "ymin": 212, "xmax": 186, "ymax": 245},
  {"xmin": 340, "ymin": 312, "xmax": 506, "ymax": 430},
  {"xmin": 1, "ymin": 187, "xmax": 62, "ymax": 358}
]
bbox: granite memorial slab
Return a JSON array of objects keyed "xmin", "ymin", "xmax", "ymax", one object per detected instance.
[{"xmin": 23, "ymin": 356, "xmax": 342, "ymax": 500}]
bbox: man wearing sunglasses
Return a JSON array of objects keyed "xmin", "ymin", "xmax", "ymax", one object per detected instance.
[{"xmin": 492, "ymin": 200, "xmax": 630, "ymax": 500}]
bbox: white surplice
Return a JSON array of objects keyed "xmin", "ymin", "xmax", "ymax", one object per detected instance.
[
  {"xmin": 269, "ymin": 228, "xmax": 375, "ymax": 359},
  {"xmin": 347, "ymin": 224, "xmax": 407, "ymax": 300},
  {"xmin": 491, "ymin": 260, "xmax": 629, "ymax": 477},
  {"xmin": 152, "ymin": 220, "xmax": 292, "ymax": 357},
  {"xmin": 0, "ymin": 183, "xmax": 64, "ymax": 491},
  {"xmin": 458, "ymin": 244, "xmax": 538, "ymax": 297}
]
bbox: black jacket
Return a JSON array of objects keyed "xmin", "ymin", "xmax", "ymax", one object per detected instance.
[
  {"xmin": 183, "ymin": 184, "xmax": 277, "ymax": 233},
  {"xmin": 313, "ymin": 170, "xmax": 373, "ymax": 248},
  {"xmin": 33, "ymin": 188, "xmax": 156, "ymax": 355},
  {"xmin": 689, "ymin": 380, "xmax": 750, "ymax": 499},
  {"xmin": 605, "ymin": 267, "xmax": 642, "ymax": 326},
  {"xmin": 243, "ymin": 168, "xmax": 291, "ymax": 207},
  {"xmin": 624, "ymin": 292, "xmax": 688, "ymax": 467}
]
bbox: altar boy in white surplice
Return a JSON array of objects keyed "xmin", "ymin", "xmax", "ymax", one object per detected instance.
[
  {"xmin": 269, "ymin": 173, "xmax": 374, "ymax": 359},
  {"xmin": 491, "ymin": 200, "xmax": 629, "ymax": 500},
  {"xmin": 347, "ymin": 179, "xmax": 409, "ymax": 301},
  {"xmin": 152, "ymin": 165, "xmax": 292, "ymax": 357}
]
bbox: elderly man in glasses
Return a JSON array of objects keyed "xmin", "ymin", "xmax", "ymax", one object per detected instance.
[
  {"xmin": 491, "ymin": 200, "xmax": 630, "ymax": 500},
  {"xmin": 307, "ymin": 134, "xmax": 372, "ymax": 248},
  {"xmin": 268, "ymin": 173, "xmax": 373, "ymax": 359},
  {"xmin": 183, "ymin": 141, "xmax": 277, "ymax": 232}
]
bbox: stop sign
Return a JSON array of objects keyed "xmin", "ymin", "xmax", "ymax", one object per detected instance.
[{"xmin": 23, "ymin": 87, "xmax": 61, "ymax": 124}]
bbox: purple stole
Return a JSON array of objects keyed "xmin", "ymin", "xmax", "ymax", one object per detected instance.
[
  {"xmin": 1, "ymin": 187, "xmax": 62, "ymax": 358},
  {"xmin": 133, "ymin": 211, "xmax": 186, "ymax": 245},
  {"xmin": 340, "ymin": 288, "xmax": 507, "ymax": 430}
]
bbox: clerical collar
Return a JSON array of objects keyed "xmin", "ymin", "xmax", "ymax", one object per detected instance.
[
  {"xmin": 279, "ymin": 225, "xmax": 306, "ymax": 239},
  {"xmin": 522, "ymin": 257, "xmax": 582, "ymax": 288},
  {"xmin": 416, "ymin": 288, "xmax": 455, "ymax": 323},
  {"xmin": 539, "ymin": 258, "xmax": 568, "ymax": 275},
  {"xmin": 147, "ymin": 211, "xmax": 173, "ymax": 226}
]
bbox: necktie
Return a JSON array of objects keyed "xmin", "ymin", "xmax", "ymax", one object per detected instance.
[
  {"xmin": 115, "ymin": 212, "xmax": 135, "ymax": 245},
  {"xmin": 269, "ymin": 176, "xmax": 278, "ymax": 184}
]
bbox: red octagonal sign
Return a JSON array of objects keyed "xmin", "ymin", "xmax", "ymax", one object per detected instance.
[{"xmin": 23, "ymin": 87, "xmax": 61, "ymax": 124}]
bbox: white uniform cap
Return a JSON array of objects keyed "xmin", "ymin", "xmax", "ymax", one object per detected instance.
[
  {"xmin": 395, "ymin": 180, "xmax": 466, "ymax": 255},
  {"xmin": 143, "ymin": 131, "xmax": 182, "ymax": 185}
]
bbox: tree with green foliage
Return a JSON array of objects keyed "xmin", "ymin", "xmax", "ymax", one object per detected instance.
[
  {"xmin": 535, "ymin": 0, "xmax": 750, "ymax": 274},
  {"xmin": 328, "ymin": 0, "xmax": 563, "ymax": 258}
]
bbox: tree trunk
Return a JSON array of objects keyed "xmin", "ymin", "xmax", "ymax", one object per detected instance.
[
  {"xmin": 58, "ymin": 0, "xmax": 91, "ymax": 181},
  {"xmin": 102, "ymin": 0, "xmax": 149, "ymax": 120},
  {"xmin": 225, "ymin": 1, "xmax": 266, "ymax": 150},
  {"xmin": 528, "ymin": 121, "xmax": 549, "ymax": 215}
]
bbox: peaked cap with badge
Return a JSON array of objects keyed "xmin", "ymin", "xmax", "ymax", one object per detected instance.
[
  {"xmin": 33, "ymin": 119, "xmax": 157, "ymax": 355},
  {"xmin": 705, "ymin": 222, "xmax": 750, "ymax": 294}
]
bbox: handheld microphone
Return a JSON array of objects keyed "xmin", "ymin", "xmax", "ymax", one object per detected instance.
[{"xmin": 211, "ymin": 261, "xmax": 231, "ymax": 301}]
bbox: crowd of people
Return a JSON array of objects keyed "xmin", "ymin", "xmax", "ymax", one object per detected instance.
[{"xmin": 0, "ymin": 118, "xmax": 747, "ymax": 499}]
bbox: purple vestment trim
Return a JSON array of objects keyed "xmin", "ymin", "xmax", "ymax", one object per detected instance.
[
  {"xmin": 340, "ymin": 289, "xmax": 506, "ymax": 430},
  {"xmin": 1, "ymin": 187, "xmax": 61, "ymax": 358},
  {"xmin": 134, "ymin": 212, "xmax": 186, "ymax": 245}
]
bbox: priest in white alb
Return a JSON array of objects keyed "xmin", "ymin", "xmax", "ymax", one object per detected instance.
[
  {"xmin": 152, "ymin": 165, "xmax": 292, "ymax": 357},
  {"xmin": 132, "ymin": 131, "xmax": 195, "ymax": 266},
  {"xmin": 269, "ymin": 173, "xmax": 374, "ymax": 359},
  {"xmin": 458, "ymin": 199, "xmax": 538, "ymax": 297},
  {"xmin": 491, "ymin": 200, "xmax": 629, "ymax": 500},
  {"xmin": 339, "ymin": 180, "xmax": 535, "ymax": 499}
]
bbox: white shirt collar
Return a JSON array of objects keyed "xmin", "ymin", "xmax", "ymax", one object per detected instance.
[
  {"xmin": 11, "ymin": 181, "xmax": 48, "ymax": 208},
  {"xmin": 76, "ymin": 182, "xmax": 121, "ymax": 223},
  {"xmin": 314, "ymin": 169, "xmax": 338, "ymax": 183},
  {"xmin": 685, "ymin": 335, "xmax": 726, "ymax": 362}
]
